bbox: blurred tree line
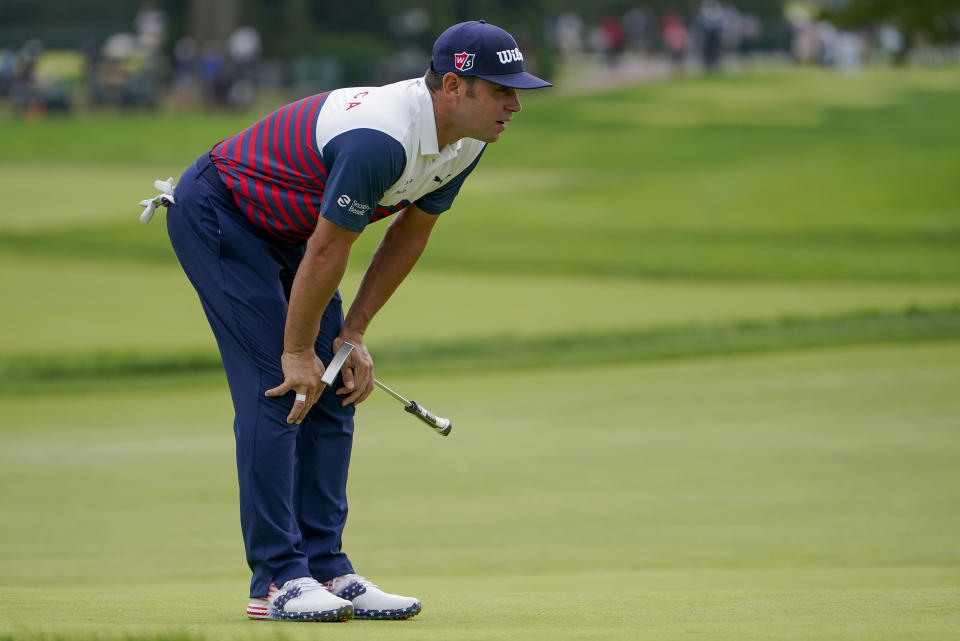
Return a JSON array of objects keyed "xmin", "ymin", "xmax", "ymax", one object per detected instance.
[
  {"xmin": 822, "ymin": 0, "xmax": 960, "ymax": 64},
  {"xmin": 1, "ymin": 0, "xmax": 787, "ymax": 55},
  {"xmin": 3, "ymin": 0, "xmax": 957, "ymax": 58}
]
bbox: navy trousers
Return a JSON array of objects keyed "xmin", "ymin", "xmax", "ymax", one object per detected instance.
[{"xmin": 166, "ymin": 154, "xmax": 355, "ymax": 597}]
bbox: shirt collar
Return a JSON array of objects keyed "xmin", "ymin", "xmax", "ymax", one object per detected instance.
[{"xmin": 416, "ymin": 79, "xmax": 462, "ymax": 159}]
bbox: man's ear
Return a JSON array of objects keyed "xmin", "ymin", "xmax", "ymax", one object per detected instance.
[{"xmin": 441, "ymin": 72, "xmax": 463, "ymax": 99}]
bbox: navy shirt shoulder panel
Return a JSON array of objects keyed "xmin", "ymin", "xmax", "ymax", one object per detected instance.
[{"xmin": 320, "ymin": 128, "xmax": 407, "ymax": 232}]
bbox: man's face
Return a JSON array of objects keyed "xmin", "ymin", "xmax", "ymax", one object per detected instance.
[{"xmin": 459, "ymin": 78, "xmax": 523, "ymax": 143}]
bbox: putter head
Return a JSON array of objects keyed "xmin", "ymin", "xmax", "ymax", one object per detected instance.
[{"xmin": 321, "ymin": 342, "xmax": 355, "ymax": 386}]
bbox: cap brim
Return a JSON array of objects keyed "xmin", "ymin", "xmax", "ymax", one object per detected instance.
[{"xmin": 475, "ymin": 71, "xmax": 552, "ymax": 89}]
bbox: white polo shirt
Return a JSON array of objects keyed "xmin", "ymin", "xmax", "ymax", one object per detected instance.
[{"xmin": 317, "ymin": 78, "xmax": 486, "ymax": 231}]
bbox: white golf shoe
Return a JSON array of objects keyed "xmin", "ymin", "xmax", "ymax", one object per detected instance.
[
  {"xmin": 246, "ymin": 577, "xmax": 353, "ymax": 622},
  {"xmin": 322, "ymin": 573, "xmax": 422, "ymax": 620}
]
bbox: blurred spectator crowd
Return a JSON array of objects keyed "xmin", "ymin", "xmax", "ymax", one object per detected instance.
[
  {"xmin": 2, "ymin": 1, "xmax": 959, "ymax": 117},
  {"xmin": 552, "ymin": 1, "xmax": 959, "ymax": 74},
  {"xmin": 551, "ymin": 1, "xmax": 765, "ymax": 71}
]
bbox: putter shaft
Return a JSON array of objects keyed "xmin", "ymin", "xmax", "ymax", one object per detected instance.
[{"xmin": 373, "ymin": 378, "xmax": 410, "ymax": 405}]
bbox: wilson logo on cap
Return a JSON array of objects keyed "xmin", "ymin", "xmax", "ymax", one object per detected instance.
[
  {"xmin": 496, "ymin": 48, "xmax": 524, "ymax": 64},
  {"xmin": 454, "ymin": 52, "xmax": 475, "ymax": 71}
]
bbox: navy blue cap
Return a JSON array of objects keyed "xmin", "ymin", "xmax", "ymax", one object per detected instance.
[{"xmin": 431, "ymin": 20, "xmax": 552, "ymax": 89}]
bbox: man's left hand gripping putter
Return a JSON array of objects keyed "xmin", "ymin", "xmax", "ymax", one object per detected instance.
[{"xmin": 139, "ymin": 177, "xmax": 177, "ymax": 223}]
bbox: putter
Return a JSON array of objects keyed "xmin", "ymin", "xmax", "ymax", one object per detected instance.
[{"xmin": 322, "ymin": 342, "xmax": 452, "ymax": 436}]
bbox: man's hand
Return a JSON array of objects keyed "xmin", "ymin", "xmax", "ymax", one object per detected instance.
[
  {"xmin": 265, "ymin": 350, "xmax": 327, "ymax": 424},
  {"xmin": 333, "ymin": 335, "xmax": 374, "ymax": 406}
]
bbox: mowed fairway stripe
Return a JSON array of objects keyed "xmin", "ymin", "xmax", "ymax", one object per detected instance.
[
  {"xmin": 1, "ymin": 342, "xmax": 957, "ymax": 640},
  {"xmin": 2, "ymin": 251, "xmax": 959, "ymax": 360},
  {"xmin": 4, "ymin": 304, "xmax": 958, "ymax": 393}
]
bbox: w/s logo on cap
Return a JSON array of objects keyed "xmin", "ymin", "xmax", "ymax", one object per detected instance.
[{"xmin": 454, "ymin": 52, "xmax": 475, "ymax": 71}]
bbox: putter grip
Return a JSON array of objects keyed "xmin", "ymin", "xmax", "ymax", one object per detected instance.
[{"xmin": 405, "ymin": 401, "xmax": 452, "ymax": 436}]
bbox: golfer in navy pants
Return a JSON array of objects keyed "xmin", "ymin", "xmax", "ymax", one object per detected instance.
[
  {"xmin": 168, "ymin": 152, "xmax": 356, "ymax": 589},
  {"xmin": 155, "ymin": 20, "xmax": 550, "ymax": 622}
]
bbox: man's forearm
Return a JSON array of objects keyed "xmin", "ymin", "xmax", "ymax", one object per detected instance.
[
  {"xmin": 284, "ymin": 220, "xmax": 357, "ymax": 353},
  {"xmin": 343, "ymin": 208, "xmax": 435, "ymax": 338}
]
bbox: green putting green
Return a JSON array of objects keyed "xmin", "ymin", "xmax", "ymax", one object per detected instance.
[
  {"xmin": 1, "ymin": 343, "xmax": 958, "ymax": 640},
  {"xmin": 0, "ymin": 66, "xmax": 958, "ymax": 640}
]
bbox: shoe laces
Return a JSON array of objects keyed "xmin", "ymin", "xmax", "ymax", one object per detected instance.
[
  {"xmin": 282, "ymin": 576, "xmax": 325, "ymax": 594},
  {"xmin": 324, "ymin": 573, "xmax": 378, "ymax": 593}
]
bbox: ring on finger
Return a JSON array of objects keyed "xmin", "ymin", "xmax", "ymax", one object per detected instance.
[{"xmin": 295, "ymin": 393, "xmax": 307, "ymax": 402}]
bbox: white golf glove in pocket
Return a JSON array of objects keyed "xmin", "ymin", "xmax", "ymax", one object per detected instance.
[{"xmin": 138, "ymin": 177, "xmax": 177, "ymax": 223}]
